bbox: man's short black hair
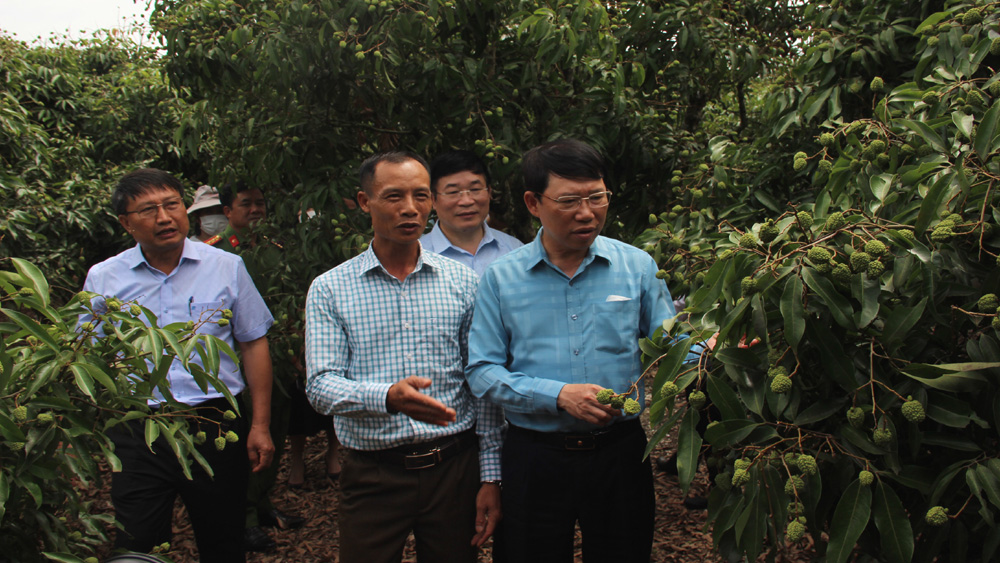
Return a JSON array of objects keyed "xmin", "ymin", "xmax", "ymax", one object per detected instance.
[
  {"xmin": 219, "ymin": 181, "xmax": 262, "ymax": 209},
  {"xmin": 111, "ymin": 168, "xmax": 184, "ymax": 215},
  {"xmin": 521, "ymin": 138, "xmax": 608, "ymax": 196},
  {"xmin": 429, "ymin": 150, "xmax": 491, "ymax": 193},
  {"xmin": 359, "ymin": 151, "xmax": 431, "ymax": 195}
]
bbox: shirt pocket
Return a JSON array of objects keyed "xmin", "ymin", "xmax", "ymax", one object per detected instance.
[
  {"xmin": 591, "ymin": 300, "xmax": 640, "ymax": 354},
  {"xmin": 420, "ymin": 315, "xmax": 463, "ymax": 369}
]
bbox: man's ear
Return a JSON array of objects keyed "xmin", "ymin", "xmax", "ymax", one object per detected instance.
[
  {"xmin": 524, "ymin": 191, "xmax": 541, "ymax": 218},
  {"xmin": 223, "ymin": 206, "xmax": 233, "ymax": 219},
  {"xmin": 357, "ymin": 190, "xmax": 370, "ymax": 213}
]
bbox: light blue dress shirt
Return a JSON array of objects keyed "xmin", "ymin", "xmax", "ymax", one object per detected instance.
[
  {"xmin": 305, "ymin": 245, "xmax": 503, "ymax": 480},
  {"xmin": 82, "ymin": 239, "xmax": 273, "ymax": 405},
  {"xmin": 420, "ymin": 221, "xmax": 524, "ymax": 277},
  {"xmin": 467, "ymin": 232, "xmax": 686, "ymax": 433}
]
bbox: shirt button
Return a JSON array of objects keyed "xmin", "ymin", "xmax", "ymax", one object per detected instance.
[
  {"xmin": 403, "ymin": 322, "xmax": 411, "ymax": 329},
  {"xmin": 405, "ymin": 353, "xmax": 414, "ymax": 360},
  {"xmin": 571, "ymin": 314, "xmax": 578, "ymax": 321},
  {"xmin": 574, "ymin": 349, "xmax": 580, "ymax": 355}
]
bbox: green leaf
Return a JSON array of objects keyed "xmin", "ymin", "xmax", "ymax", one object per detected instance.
[
  {"xmin": 780, "ymin": 276, "xmax": 805, "ymax": 350},
  {"xmin": 881, "ymin": 298, "xmax": 927, "ymax": 352},
  {"xmin": 914, "ymin": 172, "xmax": 951, "ymax": 235},
  {"xmin": 827, "ymin": 479, "xmax": 872, "ymax": 563},
  {"xmin": 901, "ymin": 365, "xmax": 987, "ymax": 392},
  {"xmin": 144, "ymin": 418, "xmax": 160, "ymax": 450},
  {"xmin": 676, "ymin": 407, "xmax": 702, "ymax": 495},
  {"xmin": 0, "ymin": 412, "xmax": 27, "ymax": 442},
  {"xmin": 1, "ymin": 308, "xmax": 60, "ymax": 352},
  {"xmin": 976, "ymin": 465, "xmax": 1000, "ymax": 511},
  {"xmin": 793, "ymin": 396, "xmax": 847, "ymax": 426},
  {"xmin": 69, "ymin": 361, "xmax": 115, "ymax": 393},
  {"xmin": 704, "ymin": 419, "xmax": 759, "ymax": 448},
  {"xmin": 40, "ymin": 553, "xmax": 86, "ymax": 563},
  {"xmin": 975, "ymin": 99, "xmax": 1000, "ymax": 160},
  {"xmin": 69, "ymin": 364, "xmax": 97, "ymax": 401},
  {"xmin": 872, "ymin": 481, "xmax": 914, "ymax": 563},
  {"xmin": 801, "ymin": 268, "xmax": 854, "ymax": 329},
  {"xmin": 11, "ymin": 258, "xmax": 50, "ymax": 308},
  {"xmin": 951, "ymin": 110, "xmax": 974, "ymax": 140},
  {"xmin": 706, "ymin": 373, "xmax": 744, "ymax": 422},
  {"xmin": 896, "ymin": 118, "xmax": 945, "ymax": 153}
]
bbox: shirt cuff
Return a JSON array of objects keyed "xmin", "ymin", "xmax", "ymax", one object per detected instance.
[
  {"xmin": 534, "ymin": 379, "xmax": 566, "ymax": 414},
  {"xmin": 365, "ymin": 382, "xmax": 395, "ymax": 414}
]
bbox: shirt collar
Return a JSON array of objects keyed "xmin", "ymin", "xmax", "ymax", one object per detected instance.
[
  {"xmin": 524, "ymin": 229, "xmax": 611, "ymax": 273},
  {"xmin": 127, "ymin": 239, "xmax": 202, "ymax": 270},
  {"xmin": 357, "ymin": 241, "xmax": 438, "ymax": 278},
  {"xmin": 428, "ymin": 221, "xmax": 496, "ymax": 254}
]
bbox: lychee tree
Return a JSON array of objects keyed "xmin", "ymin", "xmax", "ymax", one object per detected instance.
[
  {"xmin": 1, "ymin": 258, "xmax": 244, "ymax": 562},
  {"xmin": 638, "ymin": 1, "xmax": 1000, "ymax": 562}
]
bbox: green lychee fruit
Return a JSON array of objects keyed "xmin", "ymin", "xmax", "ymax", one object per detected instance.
[
  {"xmin": 962, "ymin": 33, "xmax": 975, "ymax": 47},
  {"xmin": 793, "ymin": 158, "xmax": 807, "ymax": 171},
  {"xmin": 130, "ymin": 304, "xmax": 141, "ymax": 316},
  {"xmin": 689, "ymin": 391, "xmax": 707, "ymax": 409},
  {"xmin": 850, "ymin": 251, "xmax": 872, "ymax": 272},
  {"xmin": 784, "ymin": 475, "xmax": 805, "ymax": 495},
  {"xmin": 660, "ymin": 381, "xmax": 679, "ymax": 397},
  {"xmin": 870, "ymin": 76, "xmax": 884, "ymax": 91},
  {"xmin": 796, "ymin": 454, "xmax": 818, "ymax": 475},
  {"xmin": 194, "ymin": 431, "xmax": 207, "ymax": 445},
  {"xmin": 741, "ymin": 276, "xmax": 758, "ymax": 296},
  {"xmin": 847, "ymin": 407, "xmax": 865, "ymax": 428},
  {"xmin": 214, "ymin": 436, "xmax": 227, "ymax": 451},
  {"xmin": 859, "ymin": 470, "xmax": 874, "ymax": 486},
  {"xmin": 901, "ymin": 397, "xmax": 926, "ymax": 423},
  {"xmin": 796, "ymin": 211, "xmax": 814, "ymax": 229},
  {"xmin": 824, "ymin": 212, "xmax": 847, "ymax": 231},
  {"xmin": 771, "ymin": 374, "xmax": 793, "ymax": 394},
  {"xmin": 767, "ymin": 366, "xmax": 788, "ymax": 379},
  {"xmin": 610, "ymin": 395, "xmax": 625, "ymax": 410},
  {"xmin": 223, "ymin": 409, "xmax": 237, "ymax": 421},
  {"xmin": 807, "ymin": 247, "xmax": 832, "ymax": 263},
  {"xmin": 739, "ymin": 233, "xmax": 759, "ymax": 249},
  {"xmin": 832, "ymin": 263, "xmax": 853, "ymax": 284},
  {"xmin": 864, "ymin": 239, "xmax": 887, "ymax": 256},
  {"xmin": 37, "ymin": 412, "xmax": 53, "ymax": 423},
  {"xmin": 217, "ymin": 318, "xmax": 231, "ymax": 327},
  {"xmin": 785, "ymin": 519, "xmax": 806, "ymax": 542},
  {"xmin": 623, "ymin": 398, "xmax": 641, "ymax": 415},
  {"xmin": 225, "ymin": 430, "xmax": 239, "ymax": 443},
  {"xmin": 596, "ymin": 388, "xmax": 614, "ymax": 405},
  {"xmin": 12, "ymin": 406, "xmax": 27, "ymax": 422},
  {"xmin": 963, "ymin": 8, "xmax": 984, "ymax": 26},
  {"xmin": 867, "ymin": 260, "xmax": 885, "ymax": 278},
  {"xmin": 977, "ymin": 294, "xmax": 999, "ymax": 312},
  {"xmin": 818, "ymin": 159, "xmax": 833, "ymax": 173},
  {"xmin": 731, "ymin": 469, "xmax": 751, "ymax": 486},
  {"xmin": 873, "ymin": 427, "xmax": 893, "ymax": 447},
  {"xmin": 925, "ymin": 506, "xmax": 949, "ymax": 526}
]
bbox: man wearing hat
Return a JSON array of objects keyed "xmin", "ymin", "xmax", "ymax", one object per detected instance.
[{"xmin": 188, "ymin": 185, "xmax": 229, "ymax": 242}]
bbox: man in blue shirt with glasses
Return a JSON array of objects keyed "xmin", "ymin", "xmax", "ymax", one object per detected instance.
[{"xmin": 467, "ymin": 139, "xmax": 682, "ymax": 562}]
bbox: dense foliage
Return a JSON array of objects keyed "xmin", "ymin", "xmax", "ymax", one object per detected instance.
[
  {"xmin": 640, "ymin": 1, "xmax": 1000, "ymax": 561},
  {"xmin": 0, "ymin": 259, "xmax": 239, "ymax": 562}
]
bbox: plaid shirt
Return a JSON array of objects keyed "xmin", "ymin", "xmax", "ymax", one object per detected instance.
[{"xmin": 305, "ymin": 245, "xmax": 503, "ymax": 480}]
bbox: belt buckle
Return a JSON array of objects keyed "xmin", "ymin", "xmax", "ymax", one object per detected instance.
[
  {"xmin": 404, "ymin": 446, "xmax": 442, "ymax": 470},
  {"xmin": 564, "ymin": 435, "xmax": 595, "ymax": 451}
]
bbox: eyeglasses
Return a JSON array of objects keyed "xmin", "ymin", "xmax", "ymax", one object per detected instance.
[
  {"xmin": 437, "ymin": 187, "xmax": 489, "ymax": 201},
  {"xmin": 537, "ymin": 191, "xmax": 611, "ymax": 211},
  {"xmin": 125, "ymin": 199, "xmax": 184, "ymax": 219}
]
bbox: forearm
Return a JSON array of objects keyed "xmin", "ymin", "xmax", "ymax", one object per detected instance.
[
  {"xmin": 305, "ymin": 371, "xmax": 394, "ymax": 418},
  {"xmin": 239, "ymin": 336, "xmax": 272, "ymax": 427},
  {"xmin": 475, "ymin": 397, "xmax": 506, "ymax": 481}
]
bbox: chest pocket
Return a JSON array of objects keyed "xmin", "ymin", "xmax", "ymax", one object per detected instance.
[
  {"xmin": 420, "ymin": 313, "xmax": 464, "ymax": 368},
  {"xmin": 591, "ymin": 299, "xmax": 640, "ymax": 354}
]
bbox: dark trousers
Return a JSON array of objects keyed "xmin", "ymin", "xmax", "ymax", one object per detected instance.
[
  {"xmin": 338, "ymin": 443, "xmax": 480, "ymax": 563},
  {"xmin": 110, "ymin": 399, "xmax": 249, "ymax": 563},
  {"xmin": 499, "ymin": 420, "xmax": 655, "ymax": 563}
]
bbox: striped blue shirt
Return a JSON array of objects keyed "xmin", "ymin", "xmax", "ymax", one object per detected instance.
[
  {"xmin": 467, "ymin": 232, "xmax": 683, "ymax": 433},
  {"xmin": 420, "ymin": 221, "xmax": 524, "ymax": 277},
  {"xmin": 305, "ymin": 245, "xmax": 503, "ymax": 480}
]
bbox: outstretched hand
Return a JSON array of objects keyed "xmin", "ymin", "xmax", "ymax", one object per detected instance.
[{"xmin": 386, "ymin": 376, "xmax": 457, "ymax": 426}]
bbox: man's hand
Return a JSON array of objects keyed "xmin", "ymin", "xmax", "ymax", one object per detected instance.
[
  {"xmin": 386, "ymin": 376, "xmax": 457, "ymax": 426},
  {"xmin": 246, "ymin": 423, "xmax": 275, "ymax": 473},
  {"xmin": 472, "ymin": 482, "xmax": 501, "ymax": 547},
  {"xmin": 556, "ymin": 383, "xmax": 620, "ymax": 426}
]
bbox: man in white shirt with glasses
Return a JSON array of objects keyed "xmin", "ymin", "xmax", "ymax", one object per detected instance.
[{"xmin": 420, "ymin": 150, "xmax": 522, "ymax": 277}]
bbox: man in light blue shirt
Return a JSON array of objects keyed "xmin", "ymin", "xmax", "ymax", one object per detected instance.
[
  {"xmin": 83, "ymin": 168, "xmax": 274, "ymax": 562},
  {"xmin": 466, "ymin": 139, "xmax": 676, "ymax": 562},
  {"xmin": 305, "ymin": 152, "xmax": 503, "ymax": 562},
  {"xmin": 420, "ymin": 150, "xmax": 523, "ymax": 276}
]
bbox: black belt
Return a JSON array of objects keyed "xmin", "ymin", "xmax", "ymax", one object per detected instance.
[
  {"xmin": 354, "ymin": 428, "xmax": 477, "ymax": 470},
  {"xmin": 509, "ymin": 419, "xmax": 642, "ymax": 451}
]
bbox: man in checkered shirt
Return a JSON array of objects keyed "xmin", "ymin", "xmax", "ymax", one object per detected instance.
[{"xmin": 305, "ymin": 151, "xmax": 504, "ymax": 563}]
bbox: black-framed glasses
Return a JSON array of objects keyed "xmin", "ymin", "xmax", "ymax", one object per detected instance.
[
  {"xmin": 537, "ymin": 191, "xmax": 611, "ymax": 211},
  {"xmin": 125, "ymin": 199, "xmax": 184, "ymax": 219}
]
